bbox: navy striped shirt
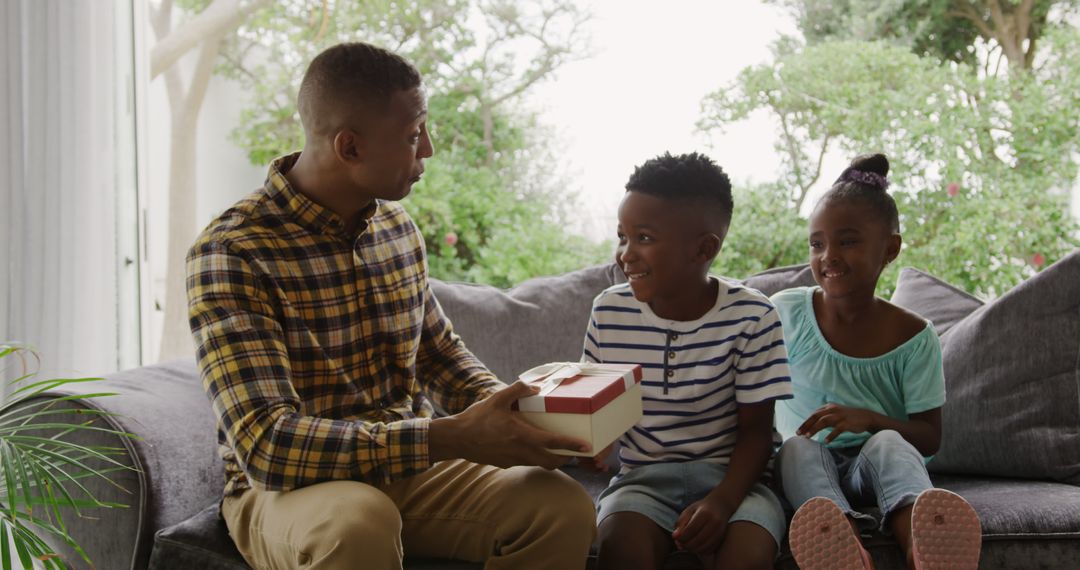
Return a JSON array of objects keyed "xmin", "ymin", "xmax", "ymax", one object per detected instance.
[{"xmin": 582, "ymin": 277, "xmax": 793, "ymax": 469}]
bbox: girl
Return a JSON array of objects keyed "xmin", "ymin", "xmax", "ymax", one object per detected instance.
[{"xmin": 771, "ymin": 154, "xmax": 982, "ymax": 570}]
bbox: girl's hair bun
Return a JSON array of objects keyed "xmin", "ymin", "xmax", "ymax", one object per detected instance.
[{"xmin": 849, "ymin": 153, "xmax": 889, "ymax": 178}]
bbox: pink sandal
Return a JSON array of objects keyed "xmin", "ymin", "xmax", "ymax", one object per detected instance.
[
  {"xmin": 790, "ymin": 497, "xmax": 874, "ymax": 570},
  {"xmin": 910, "ymin": 489, "xmax": 982, "ymax": 570}
]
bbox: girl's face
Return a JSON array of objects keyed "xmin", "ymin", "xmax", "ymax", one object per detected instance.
[{"xmin": 807, "ymin": 199, "xmax": 900, "ymax": 300}]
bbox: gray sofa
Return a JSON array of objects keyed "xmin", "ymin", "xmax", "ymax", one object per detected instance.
[{"xmin": 34, "ymin": 254, "xmax": 1080, "ymax": 569}]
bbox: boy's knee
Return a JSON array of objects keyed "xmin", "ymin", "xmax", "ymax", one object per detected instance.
[{"xmin": 597, "ymin": 514, "xmax": 669, "ymax": 569}]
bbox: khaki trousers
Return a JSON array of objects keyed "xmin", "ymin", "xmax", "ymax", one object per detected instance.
[{"xmin": 221, "ymin": 460, "xmax": 596, "ymax": 570}]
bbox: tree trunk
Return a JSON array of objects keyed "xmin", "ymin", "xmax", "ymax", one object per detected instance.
[
  {"xmin": 157, "ymin": 35, "xmax": 226, "ymax": 361},
  {"xmin": 158, "ymin": 107, "xmax": 199, "ymax": 361}
]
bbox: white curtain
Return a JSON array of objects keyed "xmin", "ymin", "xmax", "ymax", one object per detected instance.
[{"xmin": 1, "ymin": 0, "xmax": 122, "ymax": 386}]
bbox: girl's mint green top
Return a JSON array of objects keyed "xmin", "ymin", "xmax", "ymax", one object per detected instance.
[{"xmin": 770, "ymin": 287, "xmax": 945, "ymax": 450}]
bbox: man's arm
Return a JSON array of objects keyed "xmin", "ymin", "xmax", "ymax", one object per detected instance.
[
  {"xmin": 414, "ymin": 280, "xmax": 593, "ymax": 466},
  {"xmin": 189, "ymin": 241, "xmax": 438, "ymax": 490},
  {"xmin": 414, "ymin": 281, "xmax": 503, "ymax": 414},
  {"xmin": 190, "ymin": 241, "xmax": 588, "ymax": 488}
]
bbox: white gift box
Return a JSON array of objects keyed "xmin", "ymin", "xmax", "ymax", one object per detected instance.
[{"xmin": 512, "ymin": 362, "xmax": 643, "ymax": 457}]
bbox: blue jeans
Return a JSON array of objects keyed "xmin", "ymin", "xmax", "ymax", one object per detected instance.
[{"xmin": 776, "ymin": 430, "xmax": 932, "ymax": 532}]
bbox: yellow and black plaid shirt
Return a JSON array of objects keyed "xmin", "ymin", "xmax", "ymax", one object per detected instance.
[{"xmin": 187, "ymin": 153, "xmax": 502, "ymax": 496}]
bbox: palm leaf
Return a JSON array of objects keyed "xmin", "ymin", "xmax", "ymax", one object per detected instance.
[{"xmin": 0, "ymin": 343, "xmax": 139, "ymax": 568}]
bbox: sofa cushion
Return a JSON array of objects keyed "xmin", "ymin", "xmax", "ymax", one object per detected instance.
[
  {"xmin": 431, "ymin": 264, "xmax": 624, "ymax": 382},
  {"xmin": 740, "ymin": 263, "xmax": 817, "ymax": 297},
  {"xmin": 149, "ymin": 505, "xmax": 248, "ymax": 570},
  {"xmin": 432, "ymin": 262, "xmax": 822, "ymax": 383},
  {"xmin": 889, "ymin": 267, "xmax": 984, "ymax": 335},
  {"xmin": 931, "ymin": 474, "xmax": 1080, "ymax": 538},
  {"xmin": 928, "ymin": 251, "xmax": 1080, "ymax": 484}
]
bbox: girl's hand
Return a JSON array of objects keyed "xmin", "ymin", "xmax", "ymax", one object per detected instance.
[
  {"xmin": 797, "ymin": 403, "xmax": 878, "ymax": 443},
  {"xmin": 672, "ymin": 492, "xmax": 736, "ymax": 554}
]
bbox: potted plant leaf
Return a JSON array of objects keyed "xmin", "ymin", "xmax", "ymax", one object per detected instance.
[{"xmin": 0, "ymin": 343, "xmax": 138, "ymax": 569}]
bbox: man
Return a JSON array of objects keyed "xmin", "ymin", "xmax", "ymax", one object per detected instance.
[{"xmin": 187, "ymin": 42, "xmax": 595, "ymax": 570}]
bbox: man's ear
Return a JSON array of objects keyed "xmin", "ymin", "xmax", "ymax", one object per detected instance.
[
  {"xmin": 696, "ymin": 233, "xmax": 722, "ymax": 264},
  {"xmin": 332, "ymin": 128, "xmax": 365, "ymax": 165}
]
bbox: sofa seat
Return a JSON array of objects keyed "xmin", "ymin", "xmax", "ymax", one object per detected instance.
[{"xmin": 147, "ymin": 468, "xmax": 1080, "ymax": 570}]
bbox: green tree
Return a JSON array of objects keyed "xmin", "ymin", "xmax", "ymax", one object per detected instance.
[
  {"xmin": 713, "ymin": 182, "xmax": 807, "ymax": 279},
  {"xmin": 768, "ymin": 0, "xmax": 1079, "ymax": 70},
  {"xmin": 219, "ymin": 0, "xmax": 608, "ymax": 288},
  {"xmin": 700, "ymin": 30, "xmax": 1080, "ymax": 297}
]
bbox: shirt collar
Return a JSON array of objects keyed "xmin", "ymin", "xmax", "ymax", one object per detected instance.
[{"xmin": 264, "ymin": 152, "xmax": 379, "ymax": 239}]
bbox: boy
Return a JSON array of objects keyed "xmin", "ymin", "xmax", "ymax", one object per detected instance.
[{"xmin": 582, "ymin": 152, "xmax": 793, "ymax": 570}]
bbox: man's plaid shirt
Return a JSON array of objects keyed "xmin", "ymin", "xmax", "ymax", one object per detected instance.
[{"xmin": 187, "ymin": 153, "xmax": 502, "ymax": 496}]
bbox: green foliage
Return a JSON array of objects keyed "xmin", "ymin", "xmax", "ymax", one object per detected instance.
[
  {"xmin": 407, "ymin": 92, "xmax": 610, "ymax": 286},
  {"xmin": 701, "ymin": 30, "xmax": 1080, "ymax": 297},
  {"xmin": 217, "ymin": 0, "xmax": 603, "ymax": 287},
  {"xmin": 0, "ymin": 344, "xmax": 138, "ymax": 569},
  {"xmin": 768, "ymin": 0, "xmax": 1076, "ymax": 68},
  {"xmin": 713, "ymin": 182, "xmax": 807, "ymax": 279}
]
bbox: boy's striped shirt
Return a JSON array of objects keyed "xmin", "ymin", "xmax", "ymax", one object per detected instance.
[{"xmin": 583, "ymin": 279, "xmax": 793, "ymax": 469}]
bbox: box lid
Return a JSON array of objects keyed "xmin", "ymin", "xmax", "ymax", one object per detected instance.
[{"xmin": 512, "ymin": 362, "xmax": 642, "ymax": 414}]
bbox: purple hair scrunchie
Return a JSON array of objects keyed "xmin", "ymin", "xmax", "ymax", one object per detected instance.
[{"xmin": 836, "ymin": 168, "xmax": 889, "ymax": 190}]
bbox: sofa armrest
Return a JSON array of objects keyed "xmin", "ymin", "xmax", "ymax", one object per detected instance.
[{"xmin": 31, "ymin": 358, "xmax": 222, "ymax": 570}]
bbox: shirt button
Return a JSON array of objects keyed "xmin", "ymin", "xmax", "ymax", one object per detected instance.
[
  {"xmin": 668, "ymin": 351, "xmax": 676, "ymax": 359},
  {"xmin": 666, "ymin": 369, "xmax": 674, "ymax": 378},
  {"xmin": 670, "ymin": 333, "xmax": 679, "ymax": 341}
]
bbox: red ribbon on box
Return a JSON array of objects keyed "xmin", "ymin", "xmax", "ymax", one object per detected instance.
[{"xmin": 513, "ymin": 362, "xmax": 642, "ymax": 414}]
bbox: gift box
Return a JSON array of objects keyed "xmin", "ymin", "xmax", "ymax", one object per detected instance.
[{"xmin": 512, "ymin": 362, "xmax": 643, "ymax": 457}]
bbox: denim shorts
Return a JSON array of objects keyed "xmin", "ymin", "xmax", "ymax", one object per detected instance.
[{"xmin": 596, "ymin": 461, "xmax": 786, "ymax": 548}]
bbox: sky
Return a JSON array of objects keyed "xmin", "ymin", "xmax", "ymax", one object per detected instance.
[{"xmin": 525, "ymin": 0, "xmax": 847, "ymax": 241}]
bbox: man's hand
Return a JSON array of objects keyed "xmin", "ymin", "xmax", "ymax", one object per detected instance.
[
  {"xmin": 797, "ymin": 403, "xmax": 878, "ymax": 443},
  {"xmin": 672, "ymin": 491, "xmax": 737, "ymax": 554},
  {"xmin": 578, "ymin": 442, "xmax": 615, "ymax": 472},
  {"xmin": 429, "ymin": 381, "xmax": 591, "ymax": 469}
]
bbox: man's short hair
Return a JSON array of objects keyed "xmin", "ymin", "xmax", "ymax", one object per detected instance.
[
  {"xmin": 297, "ymin": 42, "xmax": 422, "ymax": 139},
  {"xmin": 625, "ymin": 152, "xmax": 734, "ymax": 231}
]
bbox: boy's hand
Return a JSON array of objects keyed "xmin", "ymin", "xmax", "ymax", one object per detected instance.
[
  {"xmin": 578, "ymin": 442, "xmax": 615, "ymax": 472},
  {"xmin": 798, "ymin": 403, "xmax": 878, "ymax": 443},
  {"xmin": 672, "ymin": 491, "xmax": 737, "ymax": 554},
  {"xmin": 430, "ymin": 381, "xmax": 591, "ymax": 470}
]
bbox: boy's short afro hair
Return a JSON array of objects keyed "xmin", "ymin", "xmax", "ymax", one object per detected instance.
[{"xmin": 625, "ymin": 152, "xmax": 734, "ymax": 230}]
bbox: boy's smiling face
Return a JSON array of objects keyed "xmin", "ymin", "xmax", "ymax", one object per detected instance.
[{"xmin": 616, "ymin": 191, "xmax": 720, "ymax": 317}]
